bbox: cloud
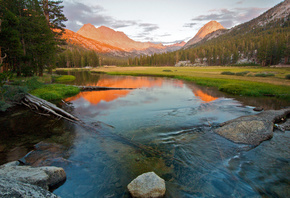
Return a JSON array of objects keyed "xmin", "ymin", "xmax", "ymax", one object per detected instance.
[
  {"xmin": 63, "ymin": 1, "xmax": 138, "ymax": 31},
  {"xmin": 236, "ymin": 0, "xmax": 244, "ymax": 4},
  {"xmin": 191, "ymin": 7, "xmax": 267, "ymax": 28},
  {"xmin": 139, "ymin": 23, "xmax": 159, "ymax": 32},
  {"xmin": 63, "ymin": 1, "xmax": 112, "ymax": 31},
  {"xmin": 111, "ymin": 20, "xmax": 138, "ymax": 29},
  {"xmin": 63, "ymin": 1, "xmax": 159, "ymax": 41},
  {"xmin": 183, "ymin": 22, "xmax": 198, "ymax": 28}
]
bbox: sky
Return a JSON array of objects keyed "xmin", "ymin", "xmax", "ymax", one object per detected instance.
[{"xmin": 62, "ymin": 0, "xmax": 283, "ymax": 44}]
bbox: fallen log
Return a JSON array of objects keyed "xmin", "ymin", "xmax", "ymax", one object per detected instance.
[
  {"xmin": 21, "ymin": 94, "xmax": 80, "ymax": 123},
  {"xmin": 74, "ymin": 85, "xmax": 136, "ymax": 92}
]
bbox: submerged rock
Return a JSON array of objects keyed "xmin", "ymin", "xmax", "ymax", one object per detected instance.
[
  {"xmin": 127, "ymin": 172, "xmax": 166, "ymax": 198},
  {"xmin": 0, "ymin": 161, "xmax": 66, "ymax": 197},
  {"xmin": 215, "ymin": 108, "xmax": 290, "ymax": 146},
  {"xmin": 253, "ymin": 107, "xmax": 264, "ymax": 111}
]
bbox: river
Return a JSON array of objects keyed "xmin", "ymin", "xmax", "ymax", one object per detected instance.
[{"xmin": 0, "ymin": 71, "xmax": 289, "ymax": 197}]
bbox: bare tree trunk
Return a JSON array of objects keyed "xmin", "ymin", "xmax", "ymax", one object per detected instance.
[{"xmin": 42, "ymin": 0, "xmax": 49, "ymax": 22}]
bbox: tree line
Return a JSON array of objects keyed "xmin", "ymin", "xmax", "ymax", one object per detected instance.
[
  {"xmin": 128, "ymin": 18, "xmax": 289, "ymax": 66},
  {"xmin": 56, "ymin": 44, "xmax": 99, "ymax": 68},
  {"xmin": 0, "ymin": 0, "xmax": 67, "ymax": 76}
]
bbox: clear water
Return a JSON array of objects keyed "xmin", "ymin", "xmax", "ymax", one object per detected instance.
[{"xmin": 1, "ymin": 72, "xmax": 289, "ymax": 197}]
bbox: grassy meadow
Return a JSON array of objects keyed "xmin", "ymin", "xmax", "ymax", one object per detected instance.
[{"xmin": 89, "ymin": 66, "xmax": 290, "ymax": 100}]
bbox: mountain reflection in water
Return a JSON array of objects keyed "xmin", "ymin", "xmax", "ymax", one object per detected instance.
[{"xmin": 65, "ymin": 75, "xmax": 218, "ymax": 104}]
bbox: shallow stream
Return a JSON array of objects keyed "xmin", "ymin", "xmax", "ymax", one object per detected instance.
[{"xmin": 0, "ymin": 71, "xmax": 289, "ymax": 197}]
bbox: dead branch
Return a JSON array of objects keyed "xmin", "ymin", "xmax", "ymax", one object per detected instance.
[{"xmin": 21, "ymin": 93, "xmax": 80, "ymax": 123}]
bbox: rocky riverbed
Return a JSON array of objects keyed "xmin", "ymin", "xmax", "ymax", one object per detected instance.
[{"xmin": 215, "ymin": 108, "xmax": 290, "ymax": 146}]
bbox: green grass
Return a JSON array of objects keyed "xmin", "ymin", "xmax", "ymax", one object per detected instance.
[
  {"xmin": 29, "ymin": 84, "xmax": 80, "ymax": 101},
  {"xmin": 53, "ymin": 75, "xmax": 76, "ymax": 82},
  {"xmin": 91, "ymin": 66, "xmax": 290, "ymax": 101}
]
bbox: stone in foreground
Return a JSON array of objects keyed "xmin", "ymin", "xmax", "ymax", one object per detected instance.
[
  {"xmin": 0, "ymin": 177, "xmax": 59, "ymax": 198},
  {"xmin": 0, "ymin": 161, "xmax": 66, "ymax": 197},
  {"xmin": 127, "ymin": 172, "xmax": 166, "ymax": 198},
  {"xmin": 0, "ymin": 161, "xmax": 66, "ymax": 190}
]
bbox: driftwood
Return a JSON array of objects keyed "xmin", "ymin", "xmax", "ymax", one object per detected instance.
[
  {"xmin": 21, "ymin": 94, "xmax": 80, "ymax": 123},
  {"xmin": 75, "ymin": 85, "xmax": 136, "ymax": 92}
]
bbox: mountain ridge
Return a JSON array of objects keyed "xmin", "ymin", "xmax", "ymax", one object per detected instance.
[
  {"xmin": 183, "ymin": 21, "xmax": 225, "ymax": 49},
  {"xmin": 77, "ymin": 24, "xmax": 167, "ymax": 52},
  {"xmin": 184, "ymin": 0, "xmax": 290, "ymax": 49}
]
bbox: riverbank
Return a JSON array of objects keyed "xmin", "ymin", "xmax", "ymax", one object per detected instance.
[
  {"xmin": 81, "ymin": 66, "xmax": 290, "ymax": 101},
  {"xmin": 0, "ymin": 75, "xmax": 80, "ymax": 112}
]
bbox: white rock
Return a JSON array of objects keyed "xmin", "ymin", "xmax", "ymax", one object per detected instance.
[
  {"xmin": 0, "ymin": 177, "xmax": 60, "ymax": 198},
  {"xmin": 0, "ymin": 161, "xmax": 66, "ymax": 190},
  {"xmin": 127, "ymin": 172, "xmax": 166, "ymax": 198}
]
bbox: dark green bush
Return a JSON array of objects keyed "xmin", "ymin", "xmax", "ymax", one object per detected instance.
[
  {"xmin": 221, "ymin": 71, "xmax": 235, "ymax": 75},
  {"xmin": 285, "ymin": 74, "xmax": 290, "ymax": 79},
  {"xmin": 0, "ymin": 100, "xmax": 12, "ymax": 112},
  {"xmin": 255, "ymin": 73, "xmax": 275, "ymax": 77},
  {"xmin": 236, "ymin": 71, "xmax": 250, "ymax": 76}
]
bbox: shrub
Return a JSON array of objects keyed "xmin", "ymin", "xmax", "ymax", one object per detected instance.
[
  {"xmin": 285, "ymin": 74, "xmax": 290, "ymax": 79},
  {"xmin": 221, "ymin": 71, "xmax": 235, "ymax": 75},
  {"xmin": 255, "ymin": 73, "xmax": 275, "ymax": 77},
  {"xmin": 0, "ymin": 100, "xmax": 12, "ymax": 112},
  {"xmin": 162, "ymin": 70, "xmax": 173, "ymax": 72},
  {"xmin": 2, "ymin": 85, "xmax": 28, "ymax": 102},
  {"xmin": 235, "ymin": 71, "xmax": 250, "ymax": 76},
  {"xmin": 53, "ymin": 75, "xmax": 76, "ymax": 82}
]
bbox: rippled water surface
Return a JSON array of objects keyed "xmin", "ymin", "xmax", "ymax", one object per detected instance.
[{"xmin": 1, "ymin": 71, "xmax": 289, "ymax": 197}]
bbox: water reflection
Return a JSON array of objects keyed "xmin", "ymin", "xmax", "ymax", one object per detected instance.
[{"xmin": 65, "ymin": 74, "xmax": 219, "ymax": 105}]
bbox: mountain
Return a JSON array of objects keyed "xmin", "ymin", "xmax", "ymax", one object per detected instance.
[
  {"xmin": 184, "ymin": 0, "xmax": 289, "ymax": 49},
  {"xmin": 183, "ymin": 21, "xmax": 225, "ymax": 49},
  {"xmin": 61, "ymin": 24, "xmax": 185, "ymax": 56},
  {"xmin": 129, "ymin": 0, "xmax": 289, "ymax": 66},
  {"xmin": 77, "ymin": 24, "xmax": 164, "ymax": 52}
]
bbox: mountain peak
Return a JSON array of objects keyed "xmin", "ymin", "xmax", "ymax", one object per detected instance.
[
  {"xmin": 82, "ymin": 23, "xmax": 95, "ymax": 28},
  {"xmin": 184, "ymin": 21, "xmax": 225, "ymax": 48}
]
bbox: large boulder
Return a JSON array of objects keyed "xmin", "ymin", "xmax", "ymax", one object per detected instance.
[
  {"xmin": 0, "ymin": 161, "xmax": 66, "ymax": 190},
  {"xmin": 127, "ymin": 172, "xmax": 166, "ymax": 198},
  {"xmin": 0, "ymin": 177, "xmax": 60, "ymax": 198},
  {"xmin": 215, "ymin": 108, "xmax": 290, "ymax": 146}
]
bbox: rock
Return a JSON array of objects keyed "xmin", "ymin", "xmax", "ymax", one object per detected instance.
[
  {"xmin": 253, "ymin": 107, "xmax": 264, "ymax": 111},
  {"xmin": 0, "ymin": 161, "xmax": 66, "ymax": 190},
  {"xmin": 276, "ymin": 119, "xmax": 290, "ymax": 132},
  {"xmin": 20, "ymin": 141, "xmax": 69, "ymax": 167},
  {"xmin": 127, "ymin": 172, "xmax": 166, "ymax": 198},
  {"xmin": 0, "ymin": 177, "xmax": 60, "ymax": 198},
  {"xmin": 215, "ymin": 108, "xmax": 290, "ymax": 146},
  {"xmin": 215, "ymin": 119, "xmax": 273, "ymax": 146}
]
